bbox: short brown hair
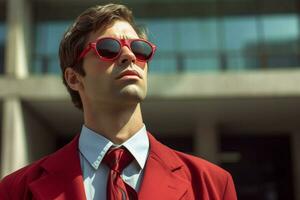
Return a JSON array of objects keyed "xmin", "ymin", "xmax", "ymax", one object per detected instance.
[{"xmin": 59, "ymin": 4, "xmax": 146, "ymax": 110}]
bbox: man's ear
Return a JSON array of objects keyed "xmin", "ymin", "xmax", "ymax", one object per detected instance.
[{"xmin": 64, "ymin": 67, "xmax": 83, "ymax": 91}]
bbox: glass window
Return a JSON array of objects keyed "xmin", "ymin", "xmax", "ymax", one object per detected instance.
[
  {"xmin": 262, "ymin": 14, "xmax": 300, "ymax": 68},
  {"xmin": 222, "ymin": 16, "xmax": 260, "ymax": 70},
  {"xmin": 177, "ymin": 18, "xmax": 220, "ymax": 72},
  {"xmin": 223, "ymin": 16, "xmax": 258, "ymax": 52},
  {"xmin": 267, "ymin": 54, "xmax": 300, "ymax": 68},
  {"xmin": 139, "ymin": 18, "xmax": 220, "ymax": 73},
  {"xmin": 177, "ymin": 18, "xmax": 219, "ymax": 52},
  {"xmin": 34, "ymin": 21, "xmax": 71, "ymax": 74},
  {"xmin": 138, "ymin": 19, "xmax": 176, "ymax": 52},
  {"xmin": 184, "ymin": 55, "xmax": 220, "ymax": 71},
  {"xmin": 262, "ymin": 14, "xmax": 299, "ymax": 42},
  {"xmin": 149, "ymin": 55, "xmax": 178, "ymax": 73},
  {"xmin": 0, "ymin": 23, "xmax": 5, "ymax": 74},
  {"xmin": 138, "ymin": 19, "xmax": 178, "ymax": 73},
  {"xmin": 226, "ymin": 54, "xmax": 260, "ymax": 71}
]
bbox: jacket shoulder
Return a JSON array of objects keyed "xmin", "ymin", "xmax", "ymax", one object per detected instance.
[
  {"xmin": 0, "ymin": 156, "xmax": 48, "ymax": 199},
  {"xmin": 173, "ymin": 150, "xmax": 236, "ymax": 199},
  {"xmin": 1, "ymin": 155, "xmax": 48, "ymax": 181},
  {"xmin": 0, "ymin": 135, "xmax": 79, "ymax": 199},
  {"xmin": 148, "ymin": 132, "xmax": 236, "ymax": 199},
  {"xmin": 175, "ymin": 150, "xmax": 231, "ymax": 178},
  {"xmin": 0, "ymin": 134, "xmax": 79, "ymax": 186},
  {"xmin": 148, "ymin": 133, "xmax": 232, "ymax": 183}
]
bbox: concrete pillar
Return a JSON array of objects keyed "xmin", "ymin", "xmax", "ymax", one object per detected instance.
[
  {"xmin": 291, "ymin": 132, "xmax": 300, "ymax": 200},
  {"xmin": 194, "ymin": 124, "xmax": 219, "ymax": 164},
  {"xmin": 1, "ymin": 98, "xmax": 28, "ymax": 177},
  {"xmin": 5, "ymin": 0, "xmax": 31, "ymax": 77}
]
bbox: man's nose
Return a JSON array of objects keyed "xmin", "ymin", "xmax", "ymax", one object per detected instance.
[{"xmin": 117, "ymin": 46, "xmax": 136, "ymax": 65}]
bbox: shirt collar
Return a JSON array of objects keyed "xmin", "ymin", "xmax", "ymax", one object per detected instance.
[
  {"xmin": 121, "ymin": 125, "xmax": 149, "ymax": 169},
  {"xmin": 79, "ymin": 124, "xmax": 149, "ymax": 170}
]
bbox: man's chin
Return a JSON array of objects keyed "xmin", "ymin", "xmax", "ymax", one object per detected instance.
[{"xmin": 117, "ymin": 86, "xmax": 146, "ymax": 102}]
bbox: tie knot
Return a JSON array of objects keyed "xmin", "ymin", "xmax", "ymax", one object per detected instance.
[{"xmin": 103, "ymin": 147, "xmax": 134, "ymax": 173}]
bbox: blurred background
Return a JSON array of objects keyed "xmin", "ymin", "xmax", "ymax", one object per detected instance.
[{"xmin": 0, "ymin": 0, "xmax": 300, "ymax": 199}]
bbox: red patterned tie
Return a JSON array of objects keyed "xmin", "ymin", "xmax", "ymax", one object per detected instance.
[{"xmin": 103, "ymin": 147, "xmax": 138, "ymax": 200}]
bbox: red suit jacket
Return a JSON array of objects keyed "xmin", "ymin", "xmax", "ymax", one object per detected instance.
[{"xmin": 0, "ymin": 133, "xmax": 237, "ymax": 200}]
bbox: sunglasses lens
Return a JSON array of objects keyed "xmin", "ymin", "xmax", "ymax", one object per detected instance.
[
  {"xmin": 131, "ymin": 40, "xmax": 153, "ymax": 61},
  {"xmin": 96, "ymin": 38, "xmax": 121, "ymax": 59}
]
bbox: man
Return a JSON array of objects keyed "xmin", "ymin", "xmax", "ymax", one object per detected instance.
[{"xmin": 0, "ymin": 3, "xmax": 237, "ymax": 200}]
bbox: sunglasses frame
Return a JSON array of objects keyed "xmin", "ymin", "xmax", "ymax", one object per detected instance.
[{"xmin": 78, "ymin": 37, "xmax": 157, "ymax": 62}]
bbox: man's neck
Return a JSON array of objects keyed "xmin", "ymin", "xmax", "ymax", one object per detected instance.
[{"xmin": 83, "ymin": 103, "xmax": 144, "ymax": 144}]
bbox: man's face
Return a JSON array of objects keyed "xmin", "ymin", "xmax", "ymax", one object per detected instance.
[{"xmin": 78, "ymin": 20, "xmax": 148, "ymax": 107}]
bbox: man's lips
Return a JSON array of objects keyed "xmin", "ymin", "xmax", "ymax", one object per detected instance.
[{"xmin": 116, "ymin": 70, "xmax": 141, "ymax": 80}]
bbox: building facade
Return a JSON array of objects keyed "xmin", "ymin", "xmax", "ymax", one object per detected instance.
[{"xmin": 1, "ymin": 0, "xmax": 300, "ymax": 199}]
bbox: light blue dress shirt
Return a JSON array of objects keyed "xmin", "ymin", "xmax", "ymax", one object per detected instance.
[{"xmin": 78, "ymin": 124, "xmax": 149, "ymax": 200}]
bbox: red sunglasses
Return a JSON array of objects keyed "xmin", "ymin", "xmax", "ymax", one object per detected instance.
[{"xmin": 79, "ymin": 37, "xmax": 156, "ymax": 62}]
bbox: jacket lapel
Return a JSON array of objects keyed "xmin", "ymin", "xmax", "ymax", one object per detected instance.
[
  {"xmin": 138, "ymin": 133, "xmax": 190, "ymax": 200},
  {"xmin": 29, "ymin": 135, "xmax": 86, "ymax": 200},
  {"xmin": 27, "ymin": 132, "xmax": 191, "ymax": 200}
]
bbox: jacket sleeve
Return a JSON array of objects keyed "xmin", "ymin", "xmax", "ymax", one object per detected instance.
[
  {"xmin": 0, "ymin": 177, "xmax": 11, "ymax": 200},
  {"xmin": 222, "ymin": 173, "xmax": 237, "ymax": 200}
]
